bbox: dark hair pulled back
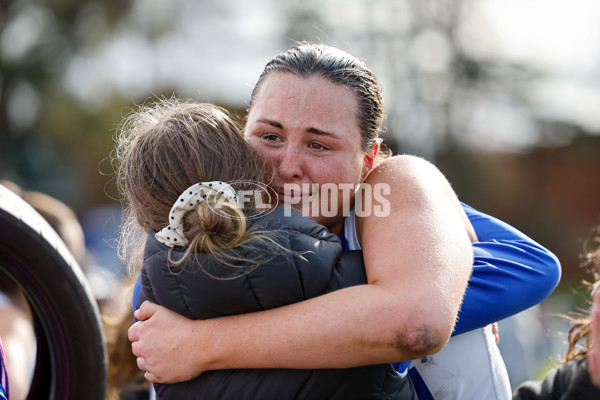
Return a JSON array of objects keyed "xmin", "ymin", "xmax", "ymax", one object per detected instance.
[{"xmin": 250, "ymin": 43, "xmax": 386, "ymax": 153}]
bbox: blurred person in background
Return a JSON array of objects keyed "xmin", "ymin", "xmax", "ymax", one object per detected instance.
[
  {"xmin": 592, "ymin": 288, "xmax": 600, "ymax": 388},
  {"xmin": 513, "ymin": 227, "xmax": 600, "ymax": 399},
  {"xmin": 103, "ymin": 276, "xmax": 150, "ymax": 400}
]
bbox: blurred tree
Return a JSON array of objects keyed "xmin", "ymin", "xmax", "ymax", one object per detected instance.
[
  {"xmin": 273, "ymin": 0, "xmax": 594, "ymax": 160},
  {"xmin": 0, "ymin": 0, "xmax": 133, "ymax": 208}
]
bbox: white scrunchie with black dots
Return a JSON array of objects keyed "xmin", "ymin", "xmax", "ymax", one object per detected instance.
[{"xmin": 155, "ymin": 181, "xmax": 239, "ymax": 247}]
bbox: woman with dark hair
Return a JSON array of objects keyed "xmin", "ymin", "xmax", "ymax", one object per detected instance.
[{"xmin": 129, "ymin": 43, "xmax": 561, "ymax": 399}]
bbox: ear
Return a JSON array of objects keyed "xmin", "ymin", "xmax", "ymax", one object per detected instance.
[{"xmin": 361, "ymin": 142, "xmax": 379, "ymax": 181}]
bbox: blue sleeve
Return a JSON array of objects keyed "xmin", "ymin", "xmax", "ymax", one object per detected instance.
[
  {"xmin": 132, "ymin": 272, "xmax": 142, "ymax": 320},
  {"xmin": 453, "ymin": 202, "xmax": 561, "ymax": 336}
]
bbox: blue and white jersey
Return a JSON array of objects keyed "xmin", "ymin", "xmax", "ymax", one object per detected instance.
[
  {"xmin": 409, "ymin": 325, "xmax": 510, "ymax": 399},
  {"xmin": 342, "ymin": 203, "xmax": 561, "ymax": 400}
]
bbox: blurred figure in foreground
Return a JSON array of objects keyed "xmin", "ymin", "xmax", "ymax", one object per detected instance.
[
  {"xmin": 0, "ymin": 180, "xmax": 88, "ymax": 399},
  {"xmin": 103, "ymin": 275, "xmax": 150, "ymax": 400},
  {"xmin": 513, "ymin": 227, "xmax": 600, "ymax": 399},
  {"xmin": 1, "ymin": 180, "xmax": 147, "ymax": 398}
]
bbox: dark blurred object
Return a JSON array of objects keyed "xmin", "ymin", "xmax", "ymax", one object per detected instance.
[{"xmin": 0, "ymin": 181, "xmax": 103, "ymax": 400}]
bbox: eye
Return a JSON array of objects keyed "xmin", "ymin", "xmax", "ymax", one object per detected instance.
[
  {"xmin": 309, "ymin": 141, "xmax": 329, "ymax": 151},
  {"xmin": 262, "ymin": 133, "xmax": 281, "ymax": 143}
]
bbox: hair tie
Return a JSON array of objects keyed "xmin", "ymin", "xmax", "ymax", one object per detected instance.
[{"xmin": 155, "ymin": 181, "xmax": 238, "ymax": 247}]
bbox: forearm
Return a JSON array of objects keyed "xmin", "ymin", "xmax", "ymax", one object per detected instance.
[
  {"xmin": 454, "ymin": 203, "xmax": 561, "ymax": 335},
  {"xmin": 199, "ymin": 283, "xmax": 444, "ymax": 370},
  {"xmin": 131, "ymin": 265, "xmax": 454, "ymax": 380}
]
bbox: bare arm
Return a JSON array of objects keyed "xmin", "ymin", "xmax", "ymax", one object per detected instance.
[{"xmin": 129, "ymin": 155, "xmax": 473, "ymax": 383}]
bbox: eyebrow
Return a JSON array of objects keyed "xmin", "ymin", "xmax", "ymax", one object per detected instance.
[
  {"xmin": 307, "ymin": 127, "xmax": 342, "ymax": 140},
  {"xmin": 256, "ymin": 118, "xmax": 282, "ymax": 129},
  {"xmin": 255, "ymin": 118, "xmax": 342, "ymax": 140}
]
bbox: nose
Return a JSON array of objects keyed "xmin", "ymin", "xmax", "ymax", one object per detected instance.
[{"xmin": 278, "ymin": 142, "xmax": 304, "ymax": 181}]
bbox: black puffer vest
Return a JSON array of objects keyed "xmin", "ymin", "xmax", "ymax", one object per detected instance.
[{"xmin": 138, "ymin": 206, "xmax": 416, "ymax": 400}]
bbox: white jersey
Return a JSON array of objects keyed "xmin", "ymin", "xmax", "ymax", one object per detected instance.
[{"xmin": 343, "ymin": 208, "xmax": 511, "ymax": 400}]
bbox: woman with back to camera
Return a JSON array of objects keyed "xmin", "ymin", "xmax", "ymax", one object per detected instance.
[{"xmin": 129, "ymin": 43, "xmax": 562, "ymax": 399}]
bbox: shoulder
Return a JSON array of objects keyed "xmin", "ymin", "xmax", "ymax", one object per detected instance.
[
  {"xmin": 359, "ymin": 154, "xmax": 460, "ymax": 231},
  {"xmin": 375, "ymin": 154, "xmax": 434, "ymax": 169},
  {"xmin": 257, "ymin": 207, "xmax": 343, "ymax": 275},
  {"xmin": 366, "ymin": 155, "xmax": 448, "ymax": 191},
  {"xmin": 256, "ymin": 206, "xmax": 341, "ymax": 246},
  {"xmin": 144, "ymin": 231, "xmax": 165, "ymax": 258},
  {"xmin": 142, "ymin": 232, "xmax": 169, "ymax": 271},
  {"xmin": 361, "ymin": 155, "xmax": 457, "ymax": 223}
]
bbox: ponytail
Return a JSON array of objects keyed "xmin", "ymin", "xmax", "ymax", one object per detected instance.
[
  {"xmin": 174, "ymin": 197, "xmax": 248, "ymax": 266},
  {"xmin": 166, "ymin": 196, "xmax": 285, "ymax": 280}
]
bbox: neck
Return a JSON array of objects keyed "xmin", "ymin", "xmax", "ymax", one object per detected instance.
[{"xmin": 328, "ymin": 218, "xmax": 345, "ymax": 236}]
